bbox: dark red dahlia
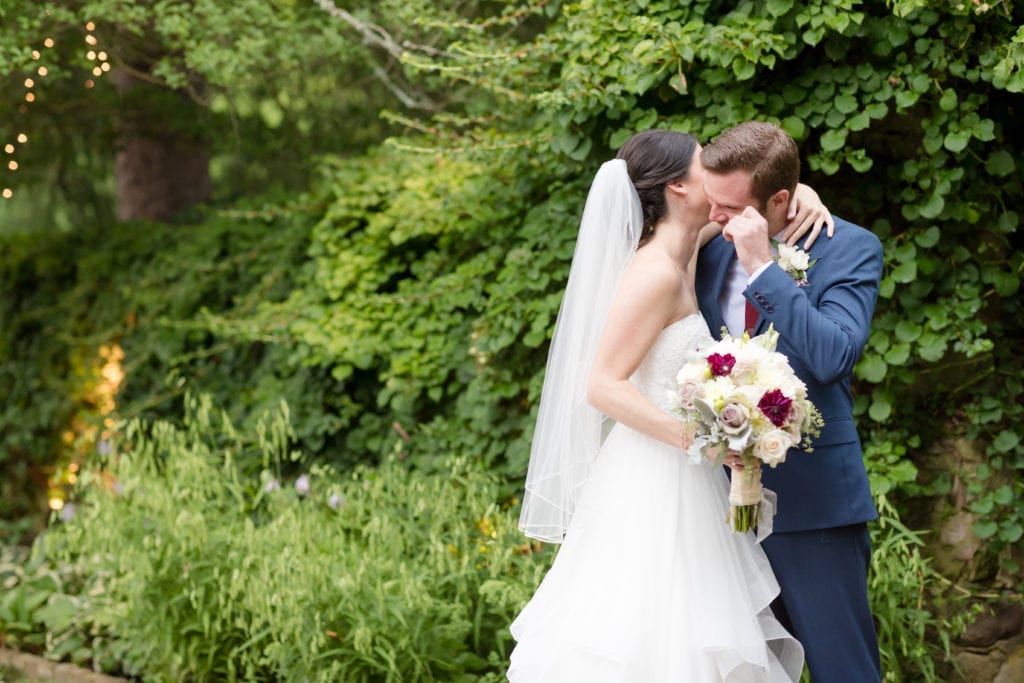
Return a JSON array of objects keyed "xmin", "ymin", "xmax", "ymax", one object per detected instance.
[
  {"xmin": 758, "ymin": 389, "xmax": 793, "ymax": 428},
  {"xmin": 707, "ymin": 353, "xmax": 736, "ymax": 377}
]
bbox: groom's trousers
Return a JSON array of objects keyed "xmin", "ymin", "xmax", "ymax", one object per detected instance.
[{"xmin": 762, "ymin": 523, "xmax": 882, "ymax": 683}]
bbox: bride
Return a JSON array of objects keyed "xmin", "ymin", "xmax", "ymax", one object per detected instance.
[{"xmin": 509, "ymin": 129, "xmax": 831, "ymax": 681}]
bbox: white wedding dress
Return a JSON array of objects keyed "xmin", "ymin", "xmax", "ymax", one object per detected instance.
[{"xmin": 508, "ymin": 314, "xmax": 804, "ymax": 682}]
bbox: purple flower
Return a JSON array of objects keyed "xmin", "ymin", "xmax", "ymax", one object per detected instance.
[
  {"xmin": 758, "ymin": 389, "xmax": 793, "ymax": 428},
  {"xmin": 328, "ymin": 492, "xmax": 344, "ymax": 510},
  {"xmin": 60, "ymin": 503, "xmax": 76, "ymax": 523},
  {"xmin": 295, "ymin": 474, "xmax": 311, "ymax": 496},
  {"xmin": 264, "ymin": 478, "xmax": 281, "ymax": 493},
  {"xmin": 707, "ymin": 353, "xmax": 736, "ymax": 377}
]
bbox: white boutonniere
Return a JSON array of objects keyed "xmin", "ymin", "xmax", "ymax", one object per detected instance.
[{"xmin": 773, "ymin": 242, "xmax": 816, "ymax": 286}]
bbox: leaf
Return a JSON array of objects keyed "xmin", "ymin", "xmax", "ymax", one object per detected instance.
[
  {"xmin": 918, "ymin": 194, "xmax": 945, "ymax": 219},
  {"xmin": 766, "ymin": 0, "xmax": 795, "ymax": 17},
  {"xmin": 973, "ymin": 519, "xmax": 998, "ymax": 540},
  {"xmin": 894, "ymin": 321, "xmax": 922, "ymax": 343},
  {"xmin": 883, "ymin": 343, "xmax": 910, "ymax": 365},
  {"xmin": 943, "ymin": 129, "xmax": 971, "ymax": 153},
  {"xmin": 781, "ymin": 116, "xmax": 806, "ymax": 139},
  {"xmin": 917, "ymin": 333, "xmax": 947, "ymax": 362},
  {"xmin": 856, "ymin": 354, "xmax": 887, "ymax": 382},
  {"xmin": 938, "ymin": 89, "xmax": 957, "ymax": 112},
  {"xmin": 820, "ymin": 129, "xmax": 847, "ymax": 152},
  {"xmin": 914, "ymin": 226, "xmax": 940, "ymax": 248},
  {"xmin": 733, "ymin": 59, "xmax": 756, "ymax": 80},
  {"xmin": 993, "ymin": 430, "xmax": 1020, "ymax": 453},
  {"xmin": 868, "ymin": 396, "xmax": 892, "ymax": 422},
  {"xmin": 985, "ymin": 150, "xmax": 1016, "ymax": 177},
  {"xmin": 1000, "ymin": 524, "xmax": 1024, "ymax": 544},
  {"xmin": 835, "ymin": 94, "xmax": 859, "ymax": 114},
  {"xmin": 890, "ymin": 261, "xmax": 917, "ymax": 283}
]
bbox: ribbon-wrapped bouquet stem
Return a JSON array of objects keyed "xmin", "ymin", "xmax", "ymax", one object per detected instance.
[{"xmin": 675, "ymin": 326, "xmax": 823, "ymax": 535}]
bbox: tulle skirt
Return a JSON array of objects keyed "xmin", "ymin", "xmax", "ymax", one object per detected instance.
[{"xmin": 508, "ymin": 423, "xmax": 803, "ymax": 682}]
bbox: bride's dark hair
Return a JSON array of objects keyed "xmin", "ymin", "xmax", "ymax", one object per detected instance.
[{"xmin": 616, "ymin": 130, "xmax": 699, "ymax": 245}]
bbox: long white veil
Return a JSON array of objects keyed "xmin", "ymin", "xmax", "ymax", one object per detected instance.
[{"xmin": 518, "ymin": 159, "xmax": 643, "ymax": 543}]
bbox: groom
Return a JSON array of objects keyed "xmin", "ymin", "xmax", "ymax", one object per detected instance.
[{"xmin": 696, "ymin": 121, "xmax": 883, "ymax": 682}]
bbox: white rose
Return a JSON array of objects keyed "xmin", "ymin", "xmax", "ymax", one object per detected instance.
[
  {"xmin": 777, "ymin": 243, "xmax": 810, "ymax": 271},
  {"xmin": 676, "ymin": 361, "xmax": 707, "ymax": 385},
  {"xmin": 753, "ymin": 429, "xmax": 793, "ymax": 468}
]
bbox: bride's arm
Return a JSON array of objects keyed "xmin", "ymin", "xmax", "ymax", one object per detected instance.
[
  {"xmin": 587, "ymin": 258, "xmax": 693, "ymax": 451},
  {"xmin": 779, "ymin": 183, "xmax": 835, "ymax": 248}
]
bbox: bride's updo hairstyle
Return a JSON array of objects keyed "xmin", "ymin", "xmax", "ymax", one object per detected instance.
[{"xmin": 616, "ymin": 129, "xmax": 699, "ymax": 246}]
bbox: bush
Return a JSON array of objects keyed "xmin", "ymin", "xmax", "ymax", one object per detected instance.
[{"xmin": 14, "ymin": 395, "xmax": 551, "ymax": 681}]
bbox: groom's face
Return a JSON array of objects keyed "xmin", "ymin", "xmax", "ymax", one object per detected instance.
[{"xmin": 703, "ymin": 169, "xmax": 762, "ymax": 225}]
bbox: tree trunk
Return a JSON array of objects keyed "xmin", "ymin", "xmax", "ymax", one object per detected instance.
[{"xmin": 111, "ymin": 69, "xmax": 210, "ymax": 222}]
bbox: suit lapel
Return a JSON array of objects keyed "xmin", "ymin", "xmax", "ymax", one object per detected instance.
[{"xmin": 697, "ymin": 236, "xmax": 735, "ymax": 340}]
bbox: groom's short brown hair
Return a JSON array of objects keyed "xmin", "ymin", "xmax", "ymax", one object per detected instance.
[{"xmin": 700, "ymin": 122, "xmax": 800, "ymax": 207}]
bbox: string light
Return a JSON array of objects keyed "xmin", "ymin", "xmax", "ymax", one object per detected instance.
[
  {"xmin": 85, "ymin": 34, "xmax": 97, "ymax": 46},
  {"xmin": 32, "ymin": 50, "xmax": 40, "ymax": 59},
  {"xmin": 86, "ymin": 21, "xmax": 95, "ymax": 31},
  {"xmin": 85, "ymin": 79, "xmax": 95, "ymax": 88},
  {"xmin": 37, "ymin": 66, "xmax": 47, "ymax": 76},
  {"xmin": 87, "ymin": 50, "xmax": 96, "ymax": 60},
  {"xmin": 8, "ymin": 161, "xmax": 18, "ymax": 170},
  {"xmin": 98, "ymin": 51, "xmax": 107, "ymax": 60},
  {"xmin": 25, "ymin": 93, "xmax": 35, "ymax": 102},
  {"xmin": 4, "ymin": 145, "xmax": 12, "ymax": 154},
  {"xmin": 17, "ymin": 134, "xmax": 26, "ymax": 143},
  {"xmin": 101, "ymin": 62, "xmax": 110, "ymax": 72},
  {"xmin": 44, "ymin": 38, "xmax": 54, "ymax": 48},
  {"xmin": 24, "ymin": 78, "xmax": 34, "ymax": 88},
  {"xmin": 2, "ymin": 189, "xmax": 12, "ymax": 199},
  {"xmin": 92, "ymin": 66, "xmax": 102, "ymax": 77}
]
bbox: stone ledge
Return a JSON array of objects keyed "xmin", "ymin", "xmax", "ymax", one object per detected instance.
[{"xmin": 0, "ymin": 649, "xmax": 127, "ymax": 682}]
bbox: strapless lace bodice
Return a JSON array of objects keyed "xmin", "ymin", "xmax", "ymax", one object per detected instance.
[{"xmin": 631, "ymin": 314, "xmax": 714, "ymax": 411}]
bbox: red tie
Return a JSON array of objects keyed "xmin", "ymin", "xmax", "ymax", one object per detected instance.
[{"xmin": 744, "ymin": 300, "xmax": 758, "ymax": 334}]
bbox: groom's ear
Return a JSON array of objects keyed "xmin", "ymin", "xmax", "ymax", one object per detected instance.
[{"xmin": 769, "ymin": 189, "xmax": 790, "ymax": 208}]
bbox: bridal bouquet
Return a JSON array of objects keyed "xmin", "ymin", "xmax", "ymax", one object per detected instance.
[{"xmin": 675, "ymin": 326, "xmax": 823, "ymax": 533}]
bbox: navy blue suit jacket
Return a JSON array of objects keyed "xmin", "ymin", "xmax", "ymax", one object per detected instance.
[{"xmin": 696, "ymin": 217, "xmax": 883, "ymax": 533}]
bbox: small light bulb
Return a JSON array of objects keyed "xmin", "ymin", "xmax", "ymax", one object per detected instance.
[
  {"xmin": 92, "ymin": 66, "xmax": 102, "ymax": 77},
  {"xmin": 8, "ymin": 161, "xmax": 18, "ymax": 170},
  {"xmin": 85, "ymin": 35, "xmax": 97, "ymax": 46},
  {"xmin": 2, "ymin": 189, "xmax": 12, "ymax": 199},
  {"xmin": 86, "ymin": 21, "xmax": 96, "ymax": 31},
  {"xmin": 87, "ymin": 50, "xmax": 96, "ymax": 60},
  {"xmin": 101, "ymin": 62, "xmax": 110, "ymax": 72},
  {"xmin": 4, "ymin": 144, "xmax": 13, "ymax": 154},
  {"xmin": 32, "ymin": 50, "xmax": 40, "ymax": 59},
  {"xmin": 25, "ymin": 93, "xmax": 35, "ymax": 102},
  {"xmin": 24, "ymin": 78, "xmax": 34, "ymax": 88},
  {"xmin": 98, "ymin": 51, "xmax": 107, "ymax": 60},
  {"xmin": 37, "ymin": 66, "xmax": 48, "ymax": 76},
  {"xmin": 85, "ymin": 79, "xmax": 95, "ymax": 88},
  {"xmin": 17, "ymin": 134, "xmax": 27, "ymax": 143},
  {"xmin": 44, "ymin": 38, "xmax": 54, "ymax": 48}
]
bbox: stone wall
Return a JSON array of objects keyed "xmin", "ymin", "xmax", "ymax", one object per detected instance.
[{"xmin": 923, "ymin": 438, "xmax": 1024, "ymax": 682}]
